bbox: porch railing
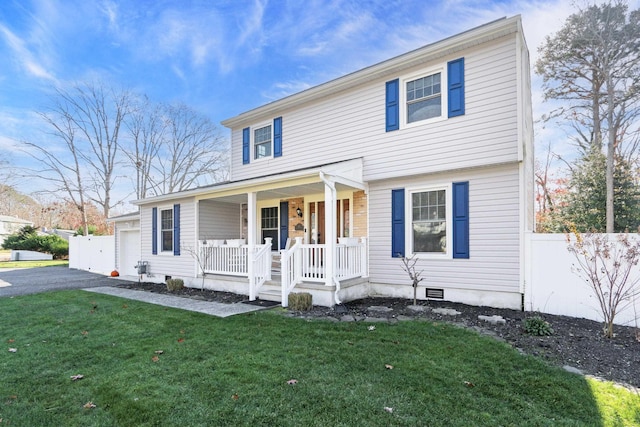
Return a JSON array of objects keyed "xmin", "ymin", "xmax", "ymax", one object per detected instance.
[
  {"xmin": 281, "ymin": 237, "xmax": 367, "ymax": 307},
  {"xmin": 199, "ymin": 239, "xmax": 271, "ymax": 277}
]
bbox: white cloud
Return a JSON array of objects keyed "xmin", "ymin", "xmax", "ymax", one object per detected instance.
[
  {"xmin": 0, "ymin": 24, "xmax": 56, "ymax": 82},
  {"xmin": 261, "ymin": 80, "xmax": 313, "ymax": 101}
]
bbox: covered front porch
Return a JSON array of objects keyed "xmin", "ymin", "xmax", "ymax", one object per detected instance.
[{"xmin": 193, "ymin": 159, "xmax": 369, "ymax": 306}]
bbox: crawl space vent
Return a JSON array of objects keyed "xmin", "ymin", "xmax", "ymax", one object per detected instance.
[{"xmin": 425, "ymin": 288, "xmax": 444, "ymax": 299}]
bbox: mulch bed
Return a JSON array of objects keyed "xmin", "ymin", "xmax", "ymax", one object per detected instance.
[{"xmin": 118, "ymin": 281, "xmax": 640, "ymax": 389}]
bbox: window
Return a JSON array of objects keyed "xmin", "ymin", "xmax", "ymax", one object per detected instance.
[
  {"xmin": 411, "ymin": 189, "xmax": 446, "ymax": 253},
  {"xmin": 254, "ymin": 125, "xmax": 272, "ymax": 159},
  {"xmin": 391, "ymin": 182, "xmax": 468, "ymax": 259},
  {"xmin": 161, "ymin": 208, "xmax": 173, "ymax": 252},
  {"xmin": 406, "ymin": 73, "xmax": 441, "ymax": 123},
  {"xmin": 386, "ymin": 58, "xmax": 464, "ymax": 132}
]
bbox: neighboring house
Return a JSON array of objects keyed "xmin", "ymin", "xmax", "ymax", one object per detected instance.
[
  {"xmin": 42, "ymin": 228, "xmax": 76, "ymax": 241},
  {"xmin": 0, "ymin": 215, "xmax": 34, "ymax": 246},
  {"xmin": 129, "ymin": 16, "xmax": 534, "ymax": 309}
]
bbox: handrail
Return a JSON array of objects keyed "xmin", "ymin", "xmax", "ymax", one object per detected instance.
[
  {"xmin": 249, "ymin": 238, "xmax": 272, "ymax": 301},
  {"xmin": 280, "ymin": 237, "xmax": 302, "ymax": 307}
]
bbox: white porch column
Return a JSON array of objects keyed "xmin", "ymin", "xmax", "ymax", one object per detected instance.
[
  {"xmin": 247, "ymin": 192, "xmax": 257, "ymax": 247},
  {"xmin": 248, "ymin": 192, "xmax": 257, "ymax": 300},
  {"xmin": 322, "ymin": 175, "xmax": 336, "ymax": 288}
]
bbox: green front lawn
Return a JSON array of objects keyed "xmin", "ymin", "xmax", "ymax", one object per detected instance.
[
  {"xmin": 0, "ymin": 260, "xmax": 69, "ymax": 269},
  {"xmin": 0, "ymin": 291, "xmax": 638, "ymax": 426}
]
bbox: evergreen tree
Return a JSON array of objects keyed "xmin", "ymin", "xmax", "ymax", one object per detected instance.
[{"xmin": 558, "ymin": 151, "xmax": 640, "ymax": 232}]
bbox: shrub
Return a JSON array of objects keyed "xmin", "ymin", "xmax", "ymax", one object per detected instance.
[
  {"xmin": 166, "ymin": 278, "xmax": 184, "ymax": 292},
  {"xmin": 288, "ymin": 293, "xmax": 312, "ymax": 311},
  {"xmin": 1, "ymin": 227, "xmax": 69, "ymax": 259},
  {"xmin": 523, "ymin": 316, "xmax": 554, "ymax": 336}
]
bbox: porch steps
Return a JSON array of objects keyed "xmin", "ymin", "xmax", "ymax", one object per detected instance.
[
  {"xmin": 257, "ymin": 281, "xmax": 281, "ymax": 302},
  {"xmin": 257, "ymin": 278, "xmax": 367, "ymax": 303},
  {"xmin": 271, "ymin": 254, "xmax": 281, "ymax": 274}
]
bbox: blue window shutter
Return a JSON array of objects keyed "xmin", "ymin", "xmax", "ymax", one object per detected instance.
[
  {"xmin": 242, "ymin": 127, "xmax": 250, "ymax": 164},
  {"xmin": 448, "ymin": 58, "xmax": 465, "ymax": 118},
  {"xmin": 452, "ymin": 181, "xmax": 469, "ymax": 259},
  {"xmin": 173, "ymin": 204, "xmax": 180, "ymax": 256},
  {"xmin": 273, "ymin": 117, "xmax": 282, "ymax": 158},
  {"xmin": 152, "ymin": 207, "xmax": 158, "ymax": 255},
  {"xmin": 385, "ymin": 79, "xmax": 399, "ymax": 132},
  {"xmin": 391, "ymin": 189, "xmax": 405, "ymax": 257}
]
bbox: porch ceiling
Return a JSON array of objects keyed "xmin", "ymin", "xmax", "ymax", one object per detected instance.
[
  {"xmin": 199, "ymin": 180, "xmax": 356, "ymax": 204},
  {"xmin": 134, "ymin": 158, "xmax": 365, "ymax": 206}
]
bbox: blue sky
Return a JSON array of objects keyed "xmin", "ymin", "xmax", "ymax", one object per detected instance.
[{"xmin": 1, "ymin": 0, "xmax": 636, "ymax": 207}]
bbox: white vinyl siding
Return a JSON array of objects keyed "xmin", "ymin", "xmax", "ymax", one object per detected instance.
[
  {"xmin": 113, "ymin": 217, "xmax": 140, "ymax": 274},
  {"xmin": 198, "ymin": 200, "xmax": 242, "ymax": 240},
  {"xmin": 229, "ymin": 35, "xmax": 519, "ymax": 184},
  {"xmin": 368, "ymin": 164, "xmax": 521, "ymax": 295},
  {"xmin": 140, "ymin": 197, "xmax": 196, "ymax": 278}
]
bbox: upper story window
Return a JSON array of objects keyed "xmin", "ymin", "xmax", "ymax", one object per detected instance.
[
  {"xmin": 406, "ymin": 73, "xmax": 441, "ymax": 123},
  {"xmin": 161, "ymin": 208, "xmax": 173, "ymax": 252},
  {"xmin": 385, "ymin": 57, "xmax": 464, "ymax": 132},
  {"xmin": 254, "ymin": 125, "xmax": 272, "ymax": 159},
  {"xmin": 243, "ymin": 117, "xmax": 282, "ymax": 164}
]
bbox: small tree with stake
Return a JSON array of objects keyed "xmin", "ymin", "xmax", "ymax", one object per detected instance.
[
  {"xmin": 399, "ymin": 254, "xmax": 424, "ymax": 306},
  {"xmin": 181, "ymin": 240, "xmax": 212, "ymax": 291}
]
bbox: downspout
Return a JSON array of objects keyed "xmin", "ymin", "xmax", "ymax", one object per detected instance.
[{"xmin": 319, "ymin": 172, "xmax": 341, "ymax": 305}]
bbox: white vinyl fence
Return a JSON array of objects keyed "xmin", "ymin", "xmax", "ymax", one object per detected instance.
[
  {"xmin": 526, "ymin": 233, "xmax": 640, "ymax": 327},
  {"xmin": 69, "ymin": 235, "xmax": 115, "ymax": 276}
]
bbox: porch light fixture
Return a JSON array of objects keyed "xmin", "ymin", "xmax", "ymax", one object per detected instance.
[{"xmin": 296, "ymin": 207, "xmax": 303, "ymax": 217}]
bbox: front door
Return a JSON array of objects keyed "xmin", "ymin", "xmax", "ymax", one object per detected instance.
[
  {"xmin": 310, "ymin": 202, "xmax": 326, "ymax": 244},
  {"xmin": 309, "ymin": 199, "xmax": 350, "ymax": 244},
  {"xmin": 261, "ymin": 207, "xmax": 278, "ymax": 251}
]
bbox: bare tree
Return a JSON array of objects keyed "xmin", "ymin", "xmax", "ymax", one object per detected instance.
[
  {"xmin": 536, "ymin": 1, "xmax": 640, "ymax": 232},
  {"xmin": 122, "ymin": 101, "xmax": 229, "ymax": 198},
  {"xmin": 567, "ymin": 231, "xmax": 640, "ymax": 338},
  {"xmin": 123, "ymin": 96, "xmax": 165, "ymax": 199},
  {"xmin": 400, "ymin": 255, "xmax": 424, "ymax": 306},
  {"xmin": 21, "ymin": 81, "xmax": 132, "ymax": 231},
  {"xmin": 22, "ymin": 108, "xmax": 91, "ymax": 235},
  {"xmin": 58, "ymin": 82, "xmax": 131, "ymax": 217},
  {"xmin": 152, "ymin": 103, "xmax": 227, "ymax": 195}
]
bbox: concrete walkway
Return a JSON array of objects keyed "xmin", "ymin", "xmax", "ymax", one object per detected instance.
[{"xmin": 84, "ymin": 286, "xmax": 271, "ymax": 318}]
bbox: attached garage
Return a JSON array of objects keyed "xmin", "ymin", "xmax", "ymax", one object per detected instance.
[
  {"xmin": 109, "ymin": 211, "xmax": 141, "ymax": 278},
  {"xmin": 119, "ymin": 229, "xmax": 140, "ymax": 277}
]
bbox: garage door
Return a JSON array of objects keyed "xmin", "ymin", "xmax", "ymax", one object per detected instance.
[{"xmin": 119, "ymin": 230, "xmax": 140, "ymax": 277}]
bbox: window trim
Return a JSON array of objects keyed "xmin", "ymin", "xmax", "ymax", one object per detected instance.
[
  {"xmin": 400, "ymin": 65, "xmax": 448, "ymax": 130},
  {"xmin": 253, "ymin": 121, "xmax": 273, "ymax": 161},
  {"xmin": 157, "ymin": 205, "xmax": 175, "ymax": 255},
  {"xmin": 405, "ymin": 183, "xmax": 453, "ymax": 259}
]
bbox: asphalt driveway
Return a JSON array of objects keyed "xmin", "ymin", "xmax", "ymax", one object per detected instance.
[{"xmin": 0, "ymin": 266, "xmax": 134, "ymax": 297}]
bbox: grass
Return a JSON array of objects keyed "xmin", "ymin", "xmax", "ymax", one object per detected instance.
[
  {"xmin": 0, "ymin": 259, "xmax": 69, "ymax": 269},
  {"xmin": 0, "ymin": 291, "xmax": 638, "ymax": 426}
]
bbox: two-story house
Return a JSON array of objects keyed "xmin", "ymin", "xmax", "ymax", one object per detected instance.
[{"xmin": 123, "ymin": 15, "xmax": 534, "ymax": 309}]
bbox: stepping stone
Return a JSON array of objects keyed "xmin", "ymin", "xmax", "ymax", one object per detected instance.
[
  {"xmin": 478, "ymin": 315, "xmax": 506, "ymax": 325},
  {"xmin": 340, "ymin": 315, "xmax": 357, "ymax": 322},
  {"xmin": 363, "ymin": 317, "xmax": 388, "ymax": 323},
  {"xmin": 432, "ymin": 308, "xmax": 461, "ymax": 316},
  {"xmin": 368, "ymin": 306, "xmax": 393, "ymax": 313},
  {"xmin": 396, "ymin": 315, "xmax": 414, "ymax": 322},
  {"xmin": 563, "ymin": 365, "xmax": 583, "ymax": 375},
  {"xmin": 408, "ymin": 305, "xmax": 428, "ymax": 312}
]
